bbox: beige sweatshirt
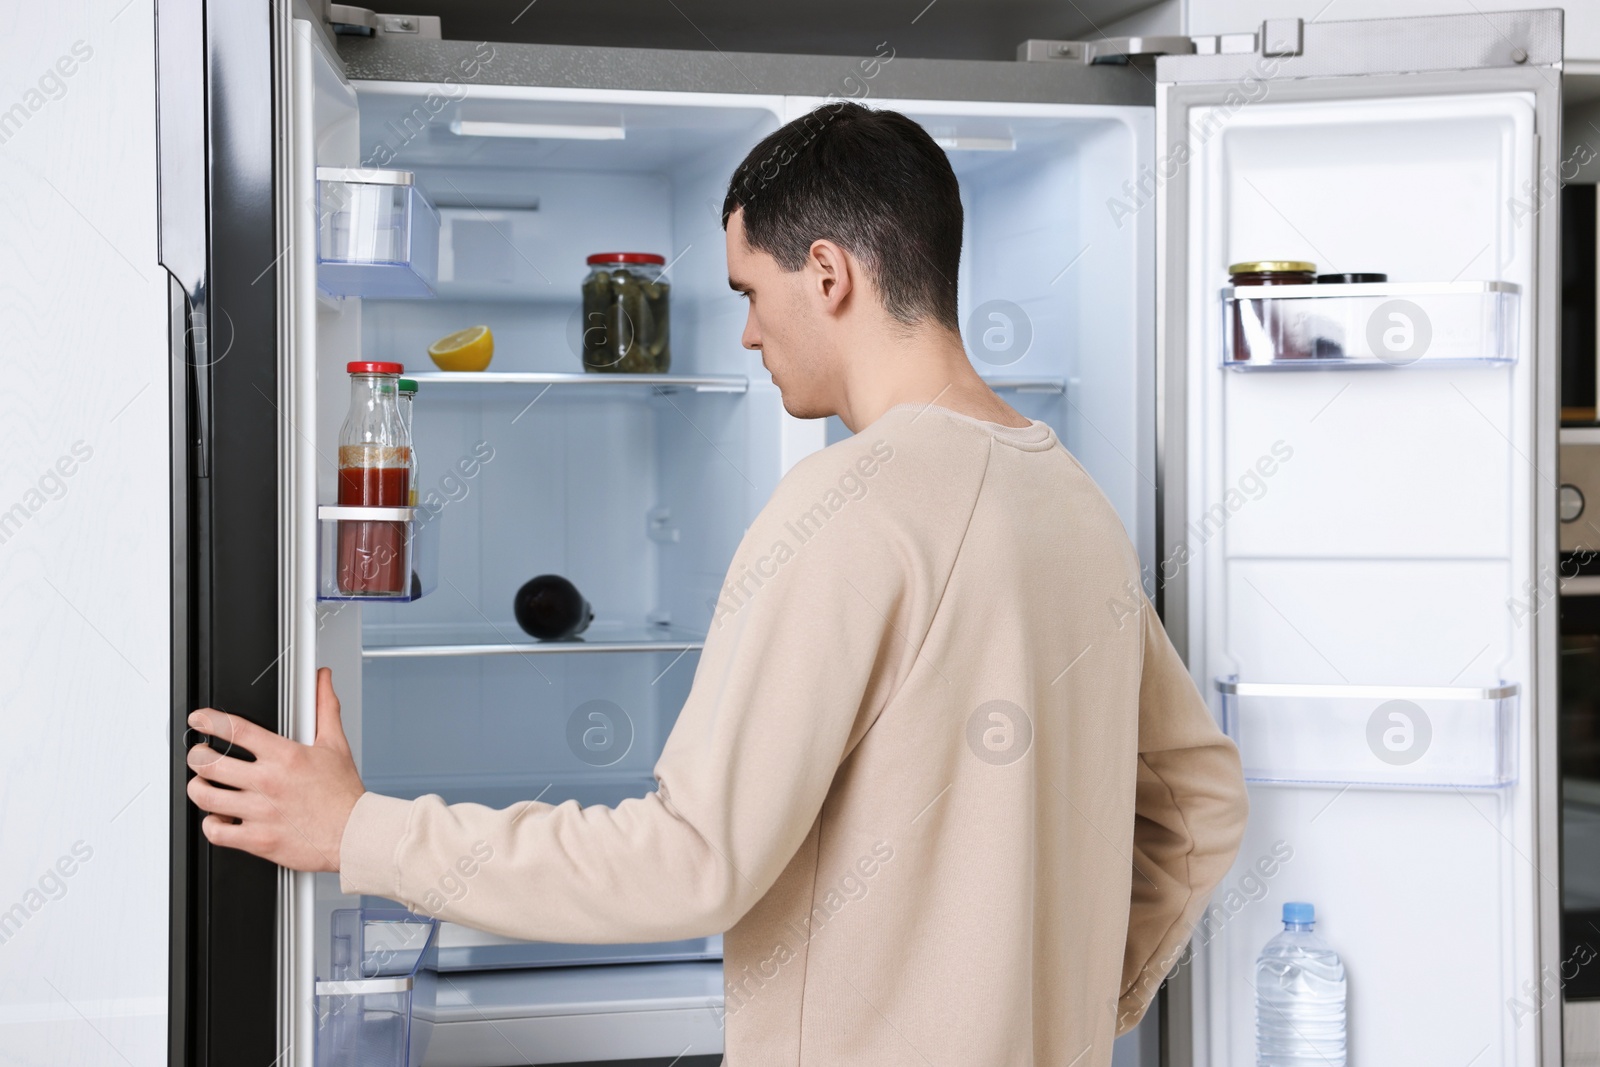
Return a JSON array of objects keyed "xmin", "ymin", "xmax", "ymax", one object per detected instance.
[{"xmin": 340, "ymin": 402, "xmax": 1248, "ymax": 1066}]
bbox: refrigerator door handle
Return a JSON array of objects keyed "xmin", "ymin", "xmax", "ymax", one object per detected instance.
[
  {"xmin": 156, "ymin": 0, "xmax": 211, "ymax": 478},
  {"xmin": 179, "ymin": 292, "xmax": 211, "ymax": 479}
]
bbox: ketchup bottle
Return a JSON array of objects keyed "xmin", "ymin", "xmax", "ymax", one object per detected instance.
[{"xmin": 336, "ymin": 361, "xmax": 410, "ymax": 596}]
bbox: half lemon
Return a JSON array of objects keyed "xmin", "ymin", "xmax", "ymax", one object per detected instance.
[{"xmin": 428, "ymin": 325, "xmax": 494, "ymax": 372}]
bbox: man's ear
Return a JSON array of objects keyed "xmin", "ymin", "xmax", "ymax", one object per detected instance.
[{"xmin": 807, "ymin": 238, "xmax": 854, "ymax": 315}]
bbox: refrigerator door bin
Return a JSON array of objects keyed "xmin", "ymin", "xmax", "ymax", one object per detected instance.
[
  {"xmin": 318, "ymin": 505, "xmax": 438, "ymax": 602},
  {"xmin": 1221, "ymin": 281, "xmax": 1518, "ymax": 369},
  {"xmin": 315, "ymin": 909, "xmax": 441, "ymax": 1067},
  {"xmin": 1216, "ymin": 677, "xmax": 1518, "ymax": 789},
  {"xmin": 318, "ymin": 167, "xmax": 440, "ymax": 299}
]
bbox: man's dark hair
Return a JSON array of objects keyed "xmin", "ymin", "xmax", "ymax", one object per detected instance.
[{"xmin": 722, "ymin": 102, "xmax": 963, "ymax": 333}]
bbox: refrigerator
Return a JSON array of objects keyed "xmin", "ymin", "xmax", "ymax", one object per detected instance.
[{"xmin": 144, "ymin": 4, "xmax": 1563, "ymax": 1065}]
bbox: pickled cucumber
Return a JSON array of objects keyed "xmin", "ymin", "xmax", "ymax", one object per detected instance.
[{"xmin": 581, "ymin": 267, "xmax": 670, "ymax": 373}]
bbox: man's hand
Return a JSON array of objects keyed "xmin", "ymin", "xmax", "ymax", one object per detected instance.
[{"xmin": 186, "ymin": 667, "xmax": 365, "ymax": 873}]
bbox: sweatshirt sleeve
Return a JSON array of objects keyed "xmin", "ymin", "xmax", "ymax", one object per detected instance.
[
  {"xmin": 338, "ymin": 447, "xmax": 924, "ymax": 943},
  {"xmin": 1115, "ymin": 592, "xmax": 1249, "ymax": 1034}
]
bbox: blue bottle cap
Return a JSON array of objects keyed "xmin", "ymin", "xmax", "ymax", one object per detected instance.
[{"xmin": 1283, "ymin": 901, "xmax": 1315, "ymax": 924}]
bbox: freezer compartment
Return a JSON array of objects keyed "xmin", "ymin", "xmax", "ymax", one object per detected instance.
[
  {"xmin": 315, "ymin": 908, "xmax": 441, "ymax": 1067},
  {"xmin": 318, "ymin": 505, "xmax": 439, "ymax": 602},
  {"xmin": 1222, "ymin": 281, "xmax": 1519, "ymax": 369},
  {"xmin": 318, "ymin": 167, "xmax": 440, "ymax": 299},
  {"xmin": 1217, "ymin": 677, "xmax": 1518, "ymax": 788}
]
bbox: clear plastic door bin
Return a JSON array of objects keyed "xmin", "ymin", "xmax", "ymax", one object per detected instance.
[
  {"xmin": 317, "ymin": 505, "xmax": 438, "ymax": 602},
  {"xmin": 315, "ymin": 908, "xmax": 440, "ymax": 1067},
  {"xmin": 1222, "ymin": 281, "xmax": 1518, "ymax": 369},
  {"xmin": 1217, "ymin": 677, "xmax": 1518, "ymax": 789},
  {"xmin": 318, "ymin": 167, "xmax": 440, "ymax": 299}
]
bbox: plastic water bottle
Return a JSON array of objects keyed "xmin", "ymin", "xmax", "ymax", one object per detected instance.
[{"xmin": 1256, "ymin": 902, "xmax": 1346, "ymax": 1066}]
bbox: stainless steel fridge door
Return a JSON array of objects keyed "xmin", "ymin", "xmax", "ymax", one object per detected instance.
[
  {"xmin": 160, "ymin": 0, "xmax": 286, "ymax": 1063},
  {"xmin": 1156, "ymin": 10, "xmax": 1562, "ymax": 1066}
]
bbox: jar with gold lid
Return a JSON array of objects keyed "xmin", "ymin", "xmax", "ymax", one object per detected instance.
[
  {"xmin": 1227, "ymin": 260, "xmax": 1317, "ymax": 362},
  {"xmin": 1228, "ymin": 260, "xmax": 1317, "ymax": 287}
]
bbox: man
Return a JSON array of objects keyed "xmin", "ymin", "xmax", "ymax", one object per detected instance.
[{"xmin": 187, "ymin": 103, "xmax": 1247, "ymax": 1065}]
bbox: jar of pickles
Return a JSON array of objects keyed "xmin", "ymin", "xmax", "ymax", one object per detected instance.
[{"xmin": 580, "ymin": 252, "xmax": 671, "ymax": 373}]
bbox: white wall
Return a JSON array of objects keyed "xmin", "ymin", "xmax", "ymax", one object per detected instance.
[{"xmin": 0, "ymin": 1, "xmax": 169, "ymax": 1063}]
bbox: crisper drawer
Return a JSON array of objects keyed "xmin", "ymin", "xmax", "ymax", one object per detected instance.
[
  {"xmin": 1217, "ymin": 677, "xmax": 1518, "ymax": 789},
  {"xmin": 421, "ymin": 962, "xmax": 724, "ymax": 1067}
]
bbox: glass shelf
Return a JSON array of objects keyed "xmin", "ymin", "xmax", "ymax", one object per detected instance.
[
  {"xmin": 984, "ymin": 377, "xmax": 1066, "ymax": 393},
  {"xmin": 401, "ymin": 371, "xmax": 747, "ymax": 394},
  {"xmin": 1221, "ymin": 280, "xmax": 1518, "ymax": 370},
  {"xmin": 362, "ymin": 620, "xmax": 706, "ymax": 658},
  {"xmin": 400, "ymin": 371, "xmax": 1058, "ymax": 396},
  {"xmin": 1216, "ymin": 676, "xmax": 1518, "ymax": 789}
]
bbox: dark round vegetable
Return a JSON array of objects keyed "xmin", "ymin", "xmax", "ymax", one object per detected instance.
[{"xmin": 513, "ymin": 575, "xmax": 594, "ymax": 641}]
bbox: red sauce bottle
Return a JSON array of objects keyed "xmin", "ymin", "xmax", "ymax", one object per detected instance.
[{"xmin": 336, "ymin": 361, "xmax": 411, "ymax": 596}]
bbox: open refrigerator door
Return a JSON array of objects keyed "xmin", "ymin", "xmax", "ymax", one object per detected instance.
[{"xmin": 1156, "ymin": 10, "xmax": 1562, "ymax": 1066}]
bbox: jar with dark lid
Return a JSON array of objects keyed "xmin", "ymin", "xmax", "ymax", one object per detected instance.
[
  {"xmin": 1227, "ymin": 261, "xmax": 1316, "ymax": 363},
  {"xmin": 1316, "ymin": 272, "xmax": 1387, "ymax": 284},
  {"xmin": 580, "ymin": 252, "xmax": 670, "ymax": 374}
]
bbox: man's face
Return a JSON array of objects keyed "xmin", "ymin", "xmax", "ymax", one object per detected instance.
[{"xmin": 725, "ymin": 209, "xmax": 831, "ymax": 419}]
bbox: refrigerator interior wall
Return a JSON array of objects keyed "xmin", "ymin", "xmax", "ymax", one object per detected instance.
[
  {"xmin": 798, "ymin": 97, "xmax": 1157, "ymax": 568},
  {"xmin": 345, "ymin": 88, "xmax": 1154, "ymax": 956},
  {"xmin": 1183, "ymin": 91, "xmax": 1539, "ymax": 1064},
  {"xmin": 292, "ymin": 52, "xmax": 1158, "ymax": 1063}
]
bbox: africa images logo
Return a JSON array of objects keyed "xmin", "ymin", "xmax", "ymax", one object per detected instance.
[
  {"xmin": 1365, "ymin": 699, "xmax": 1431, "ymax": 767},
  {"xmin": 965, "ymin": 700, "xmax": 1033, "ymax": 766}
]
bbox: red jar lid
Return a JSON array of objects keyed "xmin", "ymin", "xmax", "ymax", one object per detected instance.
[
  {"xmin": 347, "ymin": 361, "xmax": 404, "ymax": 374},
  {"xmin": 586, "ymin": 252, "xmax": 666, "ymax": 265}
]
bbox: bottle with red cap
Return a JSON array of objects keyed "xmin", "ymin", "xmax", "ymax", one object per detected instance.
[{"xmin": 337, "ymin": 360, "xmax": 411, "ymax": 596}]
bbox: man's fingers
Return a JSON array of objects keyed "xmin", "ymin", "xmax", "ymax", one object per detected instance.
[
  {"xmin": 200, "ymin": 813, "xmax": 256, "ymax": 851},
  {"xmin": 188, "ymin": 708, "xmax": 287, "ymax": 759},
  {"xmin": 314, "ymin": 667, "xmax": 349, "ymax": 754},
  {"xmin": 186, "ymin": 744, "xmax": 259, "ymax": 787},
  {"xmin": 187, "ymin": 776, "xmax": 265, "ymax": 821}
]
